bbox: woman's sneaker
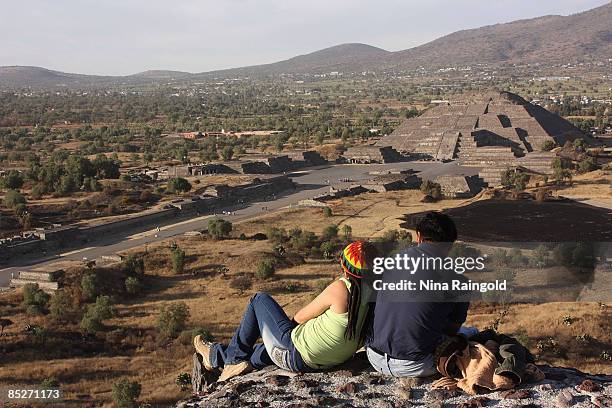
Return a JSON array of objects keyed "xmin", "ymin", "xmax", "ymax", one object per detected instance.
[
  {"xmin": 193, "ymin": 335, "xmax": 214, "ymax": 371},
  {"xmin": 218, "ymin": 361, "xmax": 253, "ymax": 382}
]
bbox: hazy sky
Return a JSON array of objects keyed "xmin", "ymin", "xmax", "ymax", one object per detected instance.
[{"xmin": 2, "ymin": 0, "xmax": 609, "ymax": 75}]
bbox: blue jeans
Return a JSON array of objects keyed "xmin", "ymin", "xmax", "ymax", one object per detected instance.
[
  {"xmin": 367, "ymin": 326, "xmax": 479, "ymax": 377},
  {"xmin": 209, "ymin": 292, "xmax": 312, "ymax": 372},
  {"xmin": 367, "ymin": 347, "xmax": 438, "ymax": 377}
]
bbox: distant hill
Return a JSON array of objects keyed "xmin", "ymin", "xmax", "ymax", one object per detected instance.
[
  {"xmin": 1, "ymin": 2, "xmax": 610, "ymax": 87},
  {"xmin": 0, "ymin": 66, "xmax": 109, "ymax": 87},
  {"xmin": 205, "ymin": 43, "xmax": 391, "ymax": 77},
  {"xmin": 387, "ymin": 1, "xmax": 612, "ymax": 69}
]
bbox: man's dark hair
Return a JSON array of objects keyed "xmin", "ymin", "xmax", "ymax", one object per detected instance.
[{"xmin": 416, "ymin": 212, "xmax": 457, "ymax": 242}]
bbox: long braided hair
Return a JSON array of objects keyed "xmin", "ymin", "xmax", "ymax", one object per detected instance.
[{"xmin": 340, "ymin": 241, "xmax": 377, "ymax": 342}]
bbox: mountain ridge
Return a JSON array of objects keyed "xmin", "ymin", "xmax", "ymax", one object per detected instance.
[{"xmin": 1, "ymin": 2, "xmax": 610, "ymax": 87}]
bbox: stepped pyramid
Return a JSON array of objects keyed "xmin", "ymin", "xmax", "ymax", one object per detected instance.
[{"xmin": 378, "ymin": 91, "xmax": 587, "ymax": 186}]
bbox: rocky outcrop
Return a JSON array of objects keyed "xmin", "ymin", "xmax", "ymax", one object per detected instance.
[{"xmin": 178, "ymin": 351, "xmax": 611, "ymax": 408}]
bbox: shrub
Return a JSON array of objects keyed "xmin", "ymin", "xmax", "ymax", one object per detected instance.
[
  {"xmin": 80, "ymin": 295, "xmax": 116, "ymax": 333},
  {"xmin": 229, "ymin": 276, "xmax": 252, "ymax": 293},
  {"xmin": 111, "ymin": 379, "xmax": 141, "ymax": 408},
  {"xmin": 40, "ymin": 377, "xmax": 59, "ymax": 388},
  {"xmin": 166, "ymin": 177, "xmax": 191, "ymax": 194},
  {"xmin": 175, "ymin": 373, "xmax": 191, "ymax": 391},
  {"xmin": 323, "ymin": 207, "xmax": 332, "ymax": 217},
  {"xmin": 530, "ymin": 244, "xmax": 551, "ymax": 268},
  {"xmin": 320, "ymin": 241, "xmax": 336, "ymax": 259},
  {"xmin": 49, "ymin": 290, "xmax": 74, "ymax": 322},
  {"xmin": 80, "ymin": 273, "xmax": 97, "ymax": 301},
  {"xmin": 158, "ymin": 302, "xmax": 190, "ymax": 340},
  {"xmin": 124, "ymin": 277, "xmax": 141, "ymax": 295},
  {"xmin": 578, "ymin": 157, "xmax": 598, "ymax": 173},
  {"xmin": 30, "ymin": 183, "xmax": 46, "ymax": 199},
  {"xmin": 207, "ymin": 218, "xmax": 232, "ymax": 240},
  {"xmin": 541, "ymin": 140, "xmax": 556, "ymax": 151},
  {"xmin": 3, "ymin": 189, "xmax": 26, "ymax": 209},
  {"xmin": 571, "ymin": 242, "xmax": 595, "ymax": 268},
  {"xmin": 178, "ymin": 327, "xmax": 214, "ymax": 345},
  {"xmin": 291, "ymin": 230, "xmax": 316, "ymax": 251},
  {"xmin": 573, "ymin": 138, "xmax": 586, "ymax": 150},
  {"xmin": 321, "ymin": 225, "xmax": 339, "ymax": 241},
  {"xmin": 501, "ymin": 169, "xmax": 529, "ymax": 191},
  {"xmin": 220, "ymin": 146, "xmax": 234, "ymax": 160},
  {"xmin": 266, "ymin": 226, "xmax": 287, "ymax": 245},
  {"xmin": 123, "ymin": 254, "xmax": 145, "ymax": 275},
  {"xmin": 508, "ymin": 248, "xmax": 528, "ymax": 267},
  {"xmin": 285, "ymin": 282, "xmax": 299, "ymax": 293},
  {"xmin": 170, "ymin": 246, "xmax": 186, "ymax": 274},
  {"xmin": 26, "ymin": 304, "xmax": 45, "ymax": 316},
  {"xmin": 1, "ymin": 170, "xmax": 24, "ymax": 189},
  {"xmin": 489, "ymin": 249, "xmax": 509, "ymax": 266},
  {"xmin": 255, "ymin": 260, "xmax": 275, "ymax": 280},
  {"xmin": 420, "ymin": 180, "xmax": 442, "ymax": 200},
  {"xmin": 22, "ymin": 283, "xmax": 49, "ymax": 311}
]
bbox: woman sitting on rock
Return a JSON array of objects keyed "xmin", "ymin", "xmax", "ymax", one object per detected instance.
[{"xmin": 193, "ymin": 240, "xmax": 377, "ymax": 382}]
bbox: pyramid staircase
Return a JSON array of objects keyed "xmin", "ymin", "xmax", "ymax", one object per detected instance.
[
  {"xmin": 455, "ymin": 132, "xmax": 520, "ymax": 168},
  {"xmin": 517, "ymin": 152, "xmax": 556, "ymax": 175}
]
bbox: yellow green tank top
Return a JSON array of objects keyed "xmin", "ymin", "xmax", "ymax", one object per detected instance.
[{"xmin": 291, "ymin": 278, "xmax": 369, "ymax": 369}]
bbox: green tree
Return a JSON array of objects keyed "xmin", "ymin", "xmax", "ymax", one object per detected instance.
[
  {"xmin": 3, "ymin": 189, "xmax": 26, "ymax": 208},
  {"xmin": 93, "ymin": 154, "xmax": 121, "ymax": 179},
  {"xmin": 171, "ymin": 246, "xmax": 186, "ymax": 274},
  {"xmin": 111, "ymin": 379, "xmax": 141, "ymax": 408},
  {"xmin": 122, "ymin": 254, "xmax": 145, "ymax": 275},
  {"xmin": 573, "ymin": 138, "xmax": 586, "ymax": 150},
  {"xmin": 220, "ymin": 146, "xmax": 234, "ymax": 160},
  {"xmin": 321, "ymin": 225, "xmax": 339, "ymax": 241},
  {"xmin": 80, "ymin": 273, "xmax": 97, "ymax": 301},
  {"xmin": 49, "ymin": 290, "xmax": 74, "ymax": 322},
  {"xmin": 22, "ymin": 283, "xmax": 50, "ymax": 314},
  {"xmin": 341, "ymin": 224, "xmax": 352, "ymax": 241},
  {"xmin": 80, "ymin": 295, "xmax": 116, "ymax": 333},
  {"xmin": 124, "ymin": 277, "xmax": 141, "ymax": 295},
  {"xmin": 1, "ymin": 170, "xmax": 24, "ymax": 189},
  {"xmin": 501, "ymin": 169, "xmax": 529, "ymax": 191},
  {"xmin": 167, "ymin": 177, "xmax": 192, "ymax": 194},
  {"xmin": 207, "ymin": 218, "xmax": 233, "ymax": 239},
  {"xmin": 320, "ymin": 241, "xmax": 336, "ymax": 259},
  {"xmin": 323, "ymin": 207, "xmax": 332, "ymax": 217},
  {"xmin": 158, "ymin": 302, "xmax": 190, "ymax": 340}
]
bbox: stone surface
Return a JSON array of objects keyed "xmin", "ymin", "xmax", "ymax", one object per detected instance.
[
  {"xmin": 336, "ymin": 381, "xmax": 358, "ymax": 394},
  {"xmin": 501, "ymin": 389, "xmax": 532, "ymax": 399},
  {"xmin": 458, "ymin": 397, "xmax": 490, "ymax": 408},
  {"xmin": 178, "ymin": 362, "xmax": 612, "ymax": 408},
  {"xmin": 577, "ymin": 379, "xmax": 602, "ymax": 393}
]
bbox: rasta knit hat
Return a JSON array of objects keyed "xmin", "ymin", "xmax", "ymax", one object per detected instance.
[{"xmin": 340, "ymin": 241, "xmax": 371, "ymax": 279}]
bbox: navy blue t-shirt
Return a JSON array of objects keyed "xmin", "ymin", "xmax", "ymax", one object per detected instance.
[{"xmin": 366, "ymin": 242, "xmax": 470, "ymax": 361}]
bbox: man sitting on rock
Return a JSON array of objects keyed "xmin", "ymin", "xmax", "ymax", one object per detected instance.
[{"xmin": 366, "ymin": 211, "xmax": 475, "ymax": 377}]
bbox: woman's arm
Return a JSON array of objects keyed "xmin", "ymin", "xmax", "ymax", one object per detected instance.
[{"xmin": 293, "ymin": 280, "xmax": 348, "ymax": 324}]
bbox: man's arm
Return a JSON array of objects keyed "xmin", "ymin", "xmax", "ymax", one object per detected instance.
[{"xmin": 444, "ymin": 302, "xmax": 469, "ymax": 336}]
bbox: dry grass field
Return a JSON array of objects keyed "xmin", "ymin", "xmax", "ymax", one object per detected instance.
[{"xmin": 0, "ymin": 188, "xmax": 610, "ymax": 407}]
